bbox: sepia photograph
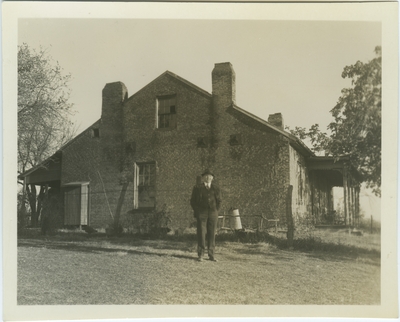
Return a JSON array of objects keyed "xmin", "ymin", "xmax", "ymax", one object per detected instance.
[{"xmin": 3, "ymin": 1, "xmax": 398, "ymax": 321}]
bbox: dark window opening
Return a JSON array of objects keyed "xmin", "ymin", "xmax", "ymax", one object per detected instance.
[
  {"xmin": 126, "ymin": 142, "xmax": 136, "ymax": 154},
  {"xmin": 229, "ymin": 134, "xmax": 242, "ymax": 146},
  {"xmin": 157, "ymin": 96, "xmax": 177, "ymax": 129},
  {"xmin": 92, "ymin": 128, "xmax": 100, "ymax": 138},
  {"xmin": 197, "ymin": 137, "xmax": 208, "ymax": 148}
]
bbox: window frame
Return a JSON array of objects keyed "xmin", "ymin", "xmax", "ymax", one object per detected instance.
[
  {"xmin": 156, "ymin": 95, "xmax": 177, "ymax": 130},
  {"xmin": 133, "ymin": 161, "xmax": 156, "ymax": 210},
  {"xmin": 92, "ymin": 128, "xmax": 100, "ymax": 138}
]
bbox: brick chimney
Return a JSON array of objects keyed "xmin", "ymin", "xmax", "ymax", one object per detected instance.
[
  {"xmin": 101, "ymin": 82, "xmax": 128, "ymax": 120},
  {"xmin": 212, "ymin": 62, "xmax": 236, "ymax": 108},
  {"xmin": 100, "ymin": 82, "xmax": 128, "ymax": 166},
  {"xmin": 210, "ymin": 63, "xmax": 236, "ymax": 149},
  {"xmin": 268, "ymin": 113, "xmax": 284, "ymax": 130}
]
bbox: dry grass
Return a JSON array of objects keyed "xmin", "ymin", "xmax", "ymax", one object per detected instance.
[{"xmin": 18, "ymin": 229, "xmax": 380, "ymax": 305}]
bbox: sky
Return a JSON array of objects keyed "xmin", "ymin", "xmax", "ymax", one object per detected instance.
[{"xmin": 18, "ymin": 18, "xmax": 381, "ymax": 219}]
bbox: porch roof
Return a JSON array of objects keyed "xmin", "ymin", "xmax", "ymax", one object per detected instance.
[
  {"xmin": 18, "ymin": 120, "xmax": 101, "ymax": 186},
  {"xmin": 308, "ymin": 155, "xmax": 362, "ymax": 186},
  {"xmin": 18, "ymin": 151, "xmax": 62, "ymax": 186}
]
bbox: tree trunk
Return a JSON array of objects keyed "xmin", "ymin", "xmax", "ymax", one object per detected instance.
[
  {"xmin": 18, "ymin": 177, "xmax": 28, "ymax": 230},
  {"xmin": 286, "ymin": 185, "xmax": 294, "ymax": 248},
  {"xmin": 37, "ymin": 186, "xmax": 45, "ymax": 225},
  {"xmin": 26, "ymin": 185, "xmax": 47, "ymax": 227},
  {"xmin": 27, "ymin": 184, "xmax": 39, "ymax": 227}
]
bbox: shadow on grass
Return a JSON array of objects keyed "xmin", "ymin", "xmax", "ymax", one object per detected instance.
[
  {"xmin": 18, "ymin": 228, "xmax": 381, "ymax": 263},
  {"xmin": 18, "ymin": 239, "xmax": 198, "ymax": 261}
]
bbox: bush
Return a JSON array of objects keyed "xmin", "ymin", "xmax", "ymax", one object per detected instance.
[
  {"xmin": 123, "ymin": 205, "xmax": 172, "ymax": 237},
  {"xmin": 17, "ymin": 192, "xmax": 30, "ymax": 231},
  {"xmin": 40, "ymin": 191, "xmax": 63, "ymax": 235},
  {"xmin": 358, "ymin": 217, "xmax": 381, "ymax": 234}
]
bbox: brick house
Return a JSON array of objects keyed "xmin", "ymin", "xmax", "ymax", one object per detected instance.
[{"xmin": 19, "ymin": 62, "xmax": 361, "ymax": 231}]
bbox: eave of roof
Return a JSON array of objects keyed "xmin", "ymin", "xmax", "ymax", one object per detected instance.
[
  {"xmin": 308, "ymin": 155, "xmax": 363, "ymax": 181},
  {"xmin": 232, "ymin": 104, "xmax": 315, "ymax": 157},
  {"xmin": 57, "ymin": 119, "xmax": 101, "ymax": 152},
  {"xmin": 308, "ymin": 155, "xmax": 351, "ymax": 162},
  {"xmin": 18, "ymin": 151, "xmax": 62, "ymax": 179},
  {"xmin": 18, "ymin": 119, "xmax": 101, "ymax": 178}
]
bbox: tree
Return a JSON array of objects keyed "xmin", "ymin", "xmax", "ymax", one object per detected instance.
[
  {"xmin": 18, "ymin": 43, "xmax": 76, "ymax": 226},
  {"xmin": 289, "ymin": 47, "xmax": 381, "ymax": 196}
]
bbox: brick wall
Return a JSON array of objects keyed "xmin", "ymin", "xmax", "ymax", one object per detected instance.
[
  {"xmin": 61, "ymin": 65, "xmax": 297, "ymax": 230},
  {"xmin": 210, "ymin": 62, "xmax": 290, "ymax": 227},
  {"xmin": 289, "ymin": 145, "xmax": 312, "ymax": 226},
  {"xmin": 61, "ymin": 82, "xmax": 134, "ymax": 228},
  {"xmin": 122, "ymin": 73, "xmax": 213, "ymax": 229},
  {"xmin": 212, "ymin": 110, "xmax": 291, "ymax": 228}
]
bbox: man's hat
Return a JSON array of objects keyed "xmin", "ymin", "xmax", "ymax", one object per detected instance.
[{"xmin": 201, "ymin": 169, "xmax": 214, "ymax": 177}]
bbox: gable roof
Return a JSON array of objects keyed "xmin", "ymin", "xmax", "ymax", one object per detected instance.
[
  {"xmin": 20, "ymin": 68, "xmax": 318, "ymax": 180},
  {"xmin": 124, "ymin": 70, "xmax": 315, "ymax": 158},
  {"xmin": 126, "ymin": 70, "xmax": 212, "ymax": 103}
]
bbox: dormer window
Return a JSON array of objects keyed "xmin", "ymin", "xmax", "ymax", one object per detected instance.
[{"xmin": 157, "ymin": 95, "xmax": 177, "ymax": 129}]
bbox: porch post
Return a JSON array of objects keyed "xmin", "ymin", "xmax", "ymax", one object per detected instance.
[
  {"xmin": 348, "ymin": 176, "xmax": 353, "ymax": 226},
  {"xmin": 20, "ymin": 176, "xmax": 27, "ymax": 229},
  {"xmin": 310, "ymin": 171, "xmax": 315, "ymax": 225},
  {"xmin": 356, "ymin": 185, "xmax": 360, "ymax": 227},
  {"xmin": 328, "ymin": 185, "xmax": 334, "ymax": 222},
  {"xmin": 352, "ymin": 181, "xmax": 355, "ymax": 227}
]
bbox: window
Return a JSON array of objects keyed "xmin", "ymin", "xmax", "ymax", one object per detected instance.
[
  {"xmin": 157, "ymin": 96, "xmax": 177, "ymax": 129},
  {"xmin": 197, "ymin": 137, "xmax": 208, "ymax": 148},
  {"xmin": 92, "ymin": 128, "xmax": 100, "ymax": 138},
  {"xmin": 297, "ymin": 162, "xmax": 304, "ymax": 200},
  {"xmin": 229, "ymin": 134, "xmax": 242, "ymax": 146},
  {"xmin": 133, "ymin": 162, "xmax": 156, "ymax": 209},
  {"xmin": 126, "ymin": 142, "xmax": 136, "ymax": 154}
]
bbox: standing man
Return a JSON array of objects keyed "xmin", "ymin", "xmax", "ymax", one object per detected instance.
[{"xmin": 190, "ymin": 169, "xmax": 222, "ymax": 262}]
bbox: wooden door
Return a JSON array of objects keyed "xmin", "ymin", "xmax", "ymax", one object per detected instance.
[{"xmin": 64, "ymin": 186, "xmax": 81, "ymax": 225}]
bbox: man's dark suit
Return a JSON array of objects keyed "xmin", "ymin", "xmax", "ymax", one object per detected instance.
[{"xmin": 190, "ymin": 183, "xmax": 222, "ymax": 259}]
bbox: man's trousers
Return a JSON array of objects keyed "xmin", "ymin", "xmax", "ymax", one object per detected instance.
[{"xmin": 196, "ymin": 213, "xmax": 218, "ymax": 258}]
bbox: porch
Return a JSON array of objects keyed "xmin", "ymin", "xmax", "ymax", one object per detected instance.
[{"xmin": 308, "ymin": 156, "xmax": 362, "ymax": 227}]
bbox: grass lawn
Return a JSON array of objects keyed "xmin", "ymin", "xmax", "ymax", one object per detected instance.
[{"xmin": 17, "ymin": 229, "xmax": 380, "ymax": 305}]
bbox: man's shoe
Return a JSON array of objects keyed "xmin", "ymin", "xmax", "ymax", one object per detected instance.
[
  {"xmin": 197, "ymin": 257, "xmax": 203, "ymax": 262},
  {"xmin": 209, "ymin": 257, "xmax": 218, "ymax": 262}
]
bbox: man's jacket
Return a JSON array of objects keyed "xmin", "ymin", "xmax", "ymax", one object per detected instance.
[{"xmin": 190, "ymin": 183, "xmax": 222, "ymax": 218}]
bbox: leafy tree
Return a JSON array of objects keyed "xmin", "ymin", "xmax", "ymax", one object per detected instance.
[
  {"xmin": 18, "ymin": 43, "xmax": 76, "ymax": 226},
  {"xmin": 288, "ymin": 46, "xmax": 381, "ymax": 196}
]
